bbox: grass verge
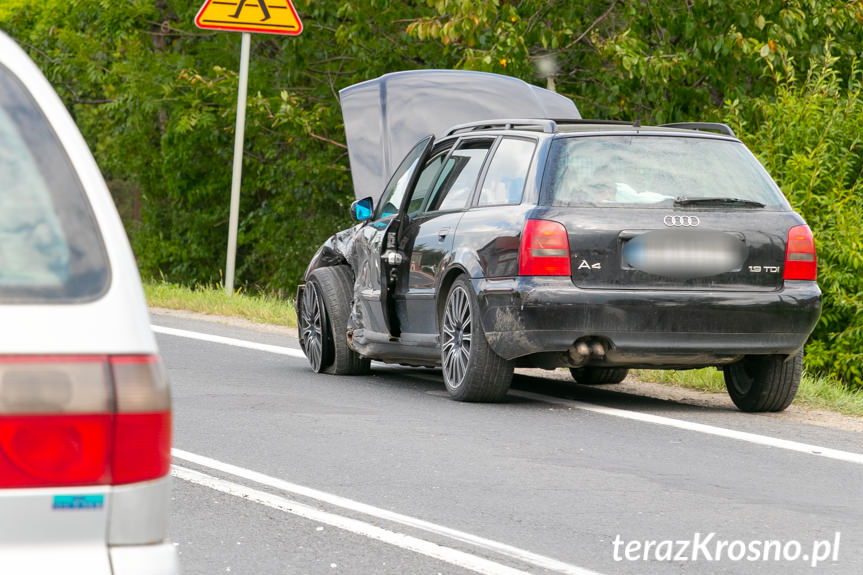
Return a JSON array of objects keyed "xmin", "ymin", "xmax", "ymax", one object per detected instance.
[
  {"xmin": 145, "ymin": 280, "xmax": 861, "ymax": 417},
  {"xmin": 633, "ymin": 368, "xmax": 863, "ymax": 417},
  {"xmin": 144, "ymin": 279, "xmax": 297, "ymax": 328}
]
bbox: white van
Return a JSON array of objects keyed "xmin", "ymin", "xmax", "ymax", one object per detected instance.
[{"xmin": 0, "ymin": 31, "xmax": 180, "ymax": 574}]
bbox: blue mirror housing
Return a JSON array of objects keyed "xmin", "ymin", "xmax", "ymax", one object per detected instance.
[{"xmin": 351, "ymin": 196, "xmax": 374, "ymax": 221}]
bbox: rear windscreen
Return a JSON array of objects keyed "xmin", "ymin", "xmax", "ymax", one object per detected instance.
[
  {"xmin": 541, "ymin": 135, "xmax": 789, "ymax": 209},
  {"xmin": 0, "ymin": 64, "xmax": 108, "ymax": 302}
]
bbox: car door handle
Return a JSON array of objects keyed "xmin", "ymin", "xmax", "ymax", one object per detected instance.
[{"xmin": 438, "ymin": 227, "xmax": 451, "ymax": 241}]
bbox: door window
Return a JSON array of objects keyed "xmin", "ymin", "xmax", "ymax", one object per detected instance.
[
  {"xmin": 405, "ymin": 147, "xmax": 449, "ymax": 217},
  {"xmin": 425, "ymin": 139, "xmax": 493, "ymax": 212},
  {"xmin": 375, "ymin": 136, "xmax": 432, "ymax": 219},
  {"xmin": 477, "ymin": 138, "xmax": 536, "ymax": 206}
]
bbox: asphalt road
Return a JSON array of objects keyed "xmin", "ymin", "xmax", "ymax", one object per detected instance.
[{"xmin": 154, "ymin": 312, "xmax": 863, "ymax": 575}]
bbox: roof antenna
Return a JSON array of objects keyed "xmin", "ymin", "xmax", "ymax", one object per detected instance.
[
  {"xmin": 633, "ymin": 78, "xmax": 646, "ymax": 129},
  {"xmin": 634, "ymin": 47, "xmax": 653, "ymax": 129}
]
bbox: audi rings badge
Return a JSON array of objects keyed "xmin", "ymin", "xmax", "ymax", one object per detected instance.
[{"xmin": 663, "ymin": 215, "xmax": 700, "ymax": 227}]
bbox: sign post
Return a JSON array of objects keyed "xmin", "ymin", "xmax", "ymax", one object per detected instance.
[
  {"xmin": 225, "ymin": 31, "xmax": 251, "ymax": 296},
  {"xmin": 195, "ymin": 0, "xmax": 303, "ymax": 295}
]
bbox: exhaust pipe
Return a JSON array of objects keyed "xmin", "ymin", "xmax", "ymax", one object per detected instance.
[
  {"xmin": 567, "ymin": 341, "xmax": 591, "ymax": 366},
  {"xmin": 590, "ymin": 341, "xmax": 606, "ymax": 358},
  {"xmin": 567, "ymin": 339, "xmax": 608, "ymax": 366}
]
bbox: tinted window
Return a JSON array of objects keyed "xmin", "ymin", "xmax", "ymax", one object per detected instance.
[
  {"xmin": 426, "ymin": 139, "xmax": 492, "ymax": 212},
  {"xmin": 542, "ymin": 136, "xmax": 788, "ymax": 208},
  {"xmin": 375, "ymin": 136, "xmax": 432, "ymax": 219},
  {"xmin": 478, "ymin": 138, "xmax": 535, "ymax": 206},
  {"xmin": 405, "ymin": 148, "xmax": 448, "ymax": 216},
  {"xmin": 0, "ymin": 64, "xmax": 108, "ymax": 302}
]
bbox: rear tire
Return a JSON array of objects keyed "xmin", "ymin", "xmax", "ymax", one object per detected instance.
[
  {"xmin": 724, "ymin": 350, "xmax": 802, "ymax": 412},
  {"xmin": 440, "ymin": 275, "xmax": 513, "ymax": 402},
  {"xmin": 303, "ymin": 266, "xmax": 370, "ymax": 375},
  {"xmin": 569, "ymin": 367, "xmax": 629, "ymax": 385}
]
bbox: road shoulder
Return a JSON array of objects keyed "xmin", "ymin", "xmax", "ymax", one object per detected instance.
[{"xmin": 150, "ymin": 307, "xmax": 862, "ymax": 434}]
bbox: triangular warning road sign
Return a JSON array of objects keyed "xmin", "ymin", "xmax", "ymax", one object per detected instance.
[{"xmin": 195, "ymin": 0, "xmax": 303, "ymax": 36}]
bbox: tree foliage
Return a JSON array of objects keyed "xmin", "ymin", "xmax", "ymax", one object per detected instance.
[
  {"xmin": 2, "ymin": 0, "xmax": 862, "ymax": 387},
  {"xmin": 725, "ymin": 51, "xmax": 863, "ymax": 388},
  {"xmin": 406, "ymin": 0, "xmax": 863, "ymax": 121}
]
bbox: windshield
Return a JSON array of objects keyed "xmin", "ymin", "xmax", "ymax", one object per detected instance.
[
  {"xmin": 541, "ymin": 135, "xmax": 789, "ymax": 209},
  {"xmin": 0, "ymin": 64, "xmax": 109, "ymax": 302}
]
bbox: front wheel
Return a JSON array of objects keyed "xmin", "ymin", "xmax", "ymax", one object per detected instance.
[
  {"xmin": 298, "ymin": 279, "xmax": 331, "ymax": 373},
  {"xmin": 724, "ymin": 350, "xmax": 802, "ymax": 412},
  {"xmin": 440, "ymin": 275, "xmax": 513, "ymax": 402},
  {"xmin": 299, "ymin": 266, "xmax": 370, "ymax": 375}
]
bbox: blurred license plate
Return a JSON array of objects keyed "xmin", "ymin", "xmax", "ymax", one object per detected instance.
[{"xmin": 622, "ymin": 230, "xmax": 746, "ymax": 279}]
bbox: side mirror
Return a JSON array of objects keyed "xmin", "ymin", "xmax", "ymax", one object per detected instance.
[{"xmin": 350, "ymin": 196, "xmax": 374, "ymax": 221}]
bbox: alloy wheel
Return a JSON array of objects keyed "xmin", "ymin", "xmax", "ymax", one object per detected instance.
[
  {"xmin": 441, "ymin": 285, "xmax": 472, "ymax": 389},
  {"xmin": 300, "ymin": 284, "xmax": 324, "ymax": 371}
]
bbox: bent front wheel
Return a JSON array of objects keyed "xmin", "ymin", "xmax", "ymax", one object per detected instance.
[
  {"xmin": 298, "ymin": 279, "xmax": 332, "ymax": 373},
  {"xmin": 305, "ymin": 266, "xmax": 370, "ymax": 375}
]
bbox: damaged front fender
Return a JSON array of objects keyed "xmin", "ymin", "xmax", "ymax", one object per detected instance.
[{"xmin": 302, "ymin": 224, "xmax": 365, "ymax": 281}]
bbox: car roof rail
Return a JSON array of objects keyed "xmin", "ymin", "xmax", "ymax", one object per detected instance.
[
  {"xmin": 445, "ymin": 117, "xmax": 641, "ymax": 137},
  {"xmin": 553, "ymin": 118, "xmax": 636, "ymax": 128},
  {"xmin": 658, "ymin": 122, "xmax": 736, "ymax": 137},
  {"xmin": 445, "ymin": 119, "xmax": 558, "ymax": 136}
]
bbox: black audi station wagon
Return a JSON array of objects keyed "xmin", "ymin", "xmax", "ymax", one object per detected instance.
[{"xmin": 297, "ymin": 70, "xmax": 821, "ymax": 412}]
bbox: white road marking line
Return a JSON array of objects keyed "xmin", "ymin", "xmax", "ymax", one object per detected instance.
[
  {"xmin": 158, "ymin": 324, "xmax": 863, "ymax": 465},
  {"xmin": 513, "ymin": 391, "xmax": 863, "ymax": 465},
  {"xmin": 172, "ymin": 449, "xmax": 599, "ymax": 575},
  {"xmin": 152, "ymin": 324, "xmax": 305, "ymax": 358},
  {"xmin": 172, "ymin": 464, "xmax": 567, "ymax": 575}
]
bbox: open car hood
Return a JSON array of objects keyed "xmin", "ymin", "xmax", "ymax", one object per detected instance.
[{"xmin": 339, "ymin": 70, "xmax": 580, "ymax": 200}]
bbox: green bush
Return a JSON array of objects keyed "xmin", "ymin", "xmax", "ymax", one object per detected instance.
[{"xmin": 725, "ymin": 53, "xmax": 863, "ymax": 389}]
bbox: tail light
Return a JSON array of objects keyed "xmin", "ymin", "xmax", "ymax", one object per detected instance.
[
  {"xmin": 110, "ymin": 355, "xmax": 172, "ymax": 485},
  {"xmin": 519, "ymin": 219, "xmax": 572, "ymax": 276},
  {"xmin": 783, "ymin": 224, "xmax": 817, "ymax": 280},
  {"xmin": 0, "ymin": 355, "xmax": 171, "ymax": 488}
]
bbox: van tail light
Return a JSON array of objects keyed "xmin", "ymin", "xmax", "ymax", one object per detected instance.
[
  {"xmin": 110, "ymin": 355, "xmax": 172, "ymax": 485},
  {"xmin": 783, "ymin": 225, "xmax": 817, "ymax": 280},
  {"xmin": 0, "ymin": 354, "xmax": 171, "ymax": 488},
  {"xmin": 519, "ymin": 219, "xmax": 572, "ymax": 276}
]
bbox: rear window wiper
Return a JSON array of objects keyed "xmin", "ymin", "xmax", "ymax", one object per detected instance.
[{"xmin": 674, "ymin": 196, "xmax": 765, "ymax": 208}]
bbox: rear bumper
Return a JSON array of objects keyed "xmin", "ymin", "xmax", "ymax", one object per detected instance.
[
  {"xmin": 0, "ymin": 477, "xmax": 177, "ymax": 575},
  {"xmin": 477, "ymin": 277, "xmax": 821, "ymax": 366},
  {"xmin": 111, "ymin": 542, "xmax": 181, "ymax": 575},
  {"xmin": 0, "ymin": 542, "xmax": 179, "ymax": 575}
]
